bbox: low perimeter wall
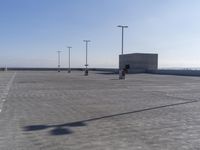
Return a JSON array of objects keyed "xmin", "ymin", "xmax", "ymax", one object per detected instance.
[
  {"xmin": 149, "ymin": 69, "xmax": 200, "ymax": 77},
  {"xmin": 1, "ymin": 68, "xmax": 200, "ymax": 76},
  {"xmin": 0, "ymin": 68, "xmax": 118, "ymax": 73}
]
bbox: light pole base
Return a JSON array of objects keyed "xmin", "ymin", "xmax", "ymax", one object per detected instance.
[
  {"xmin": 119, "ymin": 69, "xmax": 125, "ymax": 80},
  {"xmin": 84, "ymin": 69, "xmax": 88, "ymax": 76}
]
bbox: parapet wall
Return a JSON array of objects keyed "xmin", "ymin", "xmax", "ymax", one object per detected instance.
[
  {"xmin": 1, "ymin": 68, "xmax": 200, "ymax": 77},
  {"xmin": 149, "ymin": 69, "xmax": 200, "ymax": 76}
]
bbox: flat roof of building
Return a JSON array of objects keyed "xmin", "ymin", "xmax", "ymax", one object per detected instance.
[
  {"xmin": 120, "ymin": 53, "xmax": 158, "ymax": 56},
  {"xmin": 0, "ymin": 71, "xmax": 199, "ymax": 149}
]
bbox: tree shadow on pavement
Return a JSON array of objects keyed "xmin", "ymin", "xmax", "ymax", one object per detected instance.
[{"xmin": 23, "ymin": 100, "xmax": 198, "ymax": 136}]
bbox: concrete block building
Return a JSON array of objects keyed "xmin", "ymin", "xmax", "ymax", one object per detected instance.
[{"xmin": 119, "ymin": 53, "xmax": 158, "ymax": 73}]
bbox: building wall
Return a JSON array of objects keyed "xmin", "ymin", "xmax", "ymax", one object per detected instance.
[{"xmin": 119, "ymin": 53, "xmax": 158, "ymax": 73}]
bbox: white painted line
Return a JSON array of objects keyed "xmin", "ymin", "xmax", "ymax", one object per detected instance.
[{"xmin": 0, "ymin": 72, "xmax": 17, "ymax": 113}]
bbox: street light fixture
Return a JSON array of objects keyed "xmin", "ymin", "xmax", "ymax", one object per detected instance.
[
  {"xmin": 57, "ymin": 50, "xmax": 62, "ymax": 72},
  {"xmin": 83, "ymin": 40, "xmax": 91, "ymax": 76},
  {"xmin": 117, "ymin": 25, "xmax": 128, "ymax": 55},
  {"xmin": 67, "ymin": 46, "xmax": 72, "ymax": 73}
]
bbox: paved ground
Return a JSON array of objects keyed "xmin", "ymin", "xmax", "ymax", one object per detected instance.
[{"xmin": 0, "ymin": 71, "xmax": 200, "ymax": 150}]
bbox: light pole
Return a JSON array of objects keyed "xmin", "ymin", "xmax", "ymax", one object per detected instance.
[
  {"xmin": 57, "ymin": 50, "xmax": 62, "ymax": 72},
  {"xmin": 83, "ymin": 40, "xmax": 91, "ymax": 76},
  {"xmin": 117, "ymin": 25, "xmax": 128, "ymax": 79},
  {"xmin": 67, "ymin": 46, "xmax": 72, "ymax": 73},
  {"xmin": 117, "ymin": 25, "xmax": 128, "ymax": 55}
]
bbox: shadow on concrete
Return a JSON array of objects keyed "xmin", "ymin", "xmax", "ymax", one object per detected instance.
[
  {"xmin": 23, "ymin": 100, "xmax": 198, "ymax": 136},
  {"xmin": 24, "ymin": 125, "xmax": 48, "ymax": 131},
  {"xmin": 95, "ymin": 72, "xmax": 118, "ymax": 75},
  {"xmin": 50, "ymin": 127, "xmax": 73, "ymax": 136},
  {"xmin": 23, "ymin": 121, "xmax": 86, "ymax": 136},
  {"xmin": 110, "ymin": 79, "xmax": 120, "ymax": 80}
]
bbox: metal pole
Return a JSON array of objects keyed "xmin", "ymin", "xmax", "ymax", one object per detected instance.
[
  {"xmin": 122, "ymin": 27, "xmax": 124, "ymax": 55},
  {"xmin": 117, "ymin": 25, "xmax": 128, "ymax": 55},
  {"xmin": 57, "ymin": 50, "xmax": 62, "ymax": 72},
  {"xmin": 86, "ymin": 42, "xmax": 88, "ymax": 69},
  {"xmin": 67, "ymin": 47, "xmax": 72, "ymax": 73},
  {"xmin": 117, "ymin": 25, "xmax": 128, "ymax": 79},
  {"xmin": 83, "ymin": 40, "xmax": 91, "ymax": 76}
]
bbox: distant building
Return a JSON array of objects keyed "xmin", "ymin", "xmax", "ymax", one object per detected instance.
[{"xmin": 119, "ymin": 53, "xmax": 158, "ymax": 73}]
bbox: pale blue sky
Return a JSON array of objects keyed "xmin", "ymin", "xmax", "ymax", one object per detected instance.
[{"xmin": 0, "ymin": 0, "xmax": 200, "ymax": 68}]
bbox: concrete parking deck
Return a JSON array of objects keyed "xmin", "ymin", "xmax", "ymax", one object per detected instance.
[{"xmin": 0, "ymin": 71, "xmax": 200, "ymax": 150}]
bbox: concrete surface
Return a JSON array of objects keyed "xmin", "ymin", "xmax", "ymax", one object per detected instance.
[{"xmin": 0, "ymin": 71, "xmax": 200, "ymax": 150}]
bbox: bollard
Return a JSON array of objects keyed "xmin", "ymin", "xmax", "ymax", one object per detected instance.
[
  {"xmin": 84, "ymin": 69, "xmax": 88, "ymax": 76},
  {"xmin": 119, "ymin": 69, "xmax": 125, "ymax": 80}
]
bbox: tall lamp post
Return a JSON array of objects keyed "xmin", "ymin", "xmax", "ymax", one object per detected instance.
[
  {"xmin": 117, "ymin": 25, "xmax": 128, "ymax": 55},
  {"xmin": 67, "ymin": 46, "xmax": 72, "ymax": 73},
  {"xmin": 83, "ymin": 40, "xmax": 91, "ymax": 76},
  {"xmin": 57, "ymin": 50, "xmax": 62, "ymax": 72},
  {"xmin": 117, "ymin": 25, "xmax": 128, "ymax": 79}
]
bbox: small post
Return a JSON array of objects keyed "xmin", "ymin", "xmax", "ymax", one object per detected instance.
[
  {"xmin": 119, "ymin": 69, "xmax": 126, "ymax": 80},
  {"xmin": 67, "ymin": 46, "xmax": 72, "ymax": 73},
  {"xmin": 57, "ymin": 50, "xmax": 62, "ymax": 72}
]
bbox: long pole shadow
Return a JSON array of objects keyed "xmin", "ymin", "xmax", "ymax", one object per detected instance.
[
  {"xmin": 23, "ymin": 100, "xmax": 198, "ymax": 136},
  {"xmin": 59, "ymin": 99, "xmax": 198, "ymax": 126}
]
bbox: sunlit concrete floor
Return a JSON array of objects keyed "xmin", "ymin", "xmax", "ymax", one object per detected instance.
[{"xmin": 0, "ymin": 71, "xmax": 200, "ymax": 150}]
